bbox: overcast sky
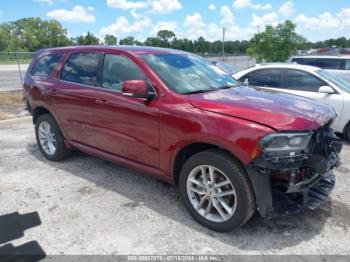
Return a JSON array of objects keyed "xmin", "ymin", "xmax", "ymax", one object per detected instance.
[{"xmin": 0, "ymin": 0, "xmax": 349, "ymax": 42}]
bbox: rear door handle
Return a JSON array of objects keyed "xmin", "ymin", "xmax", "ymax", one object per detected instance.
[{"xmin": 50, "ymin": 88, "xmax": 64, "ymax": 94}]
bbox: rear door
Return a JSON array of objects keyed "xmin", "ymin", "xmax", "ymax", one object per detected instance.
[{"xmin": 51, "ymin": 52, "xmax": 102, "ymax": 147}]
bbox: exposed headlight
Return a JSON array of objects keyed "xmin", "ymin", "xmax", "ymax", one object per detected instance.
[{"xmin": 260, "ymin": 132, "xmax": 312, "ymax": 154}]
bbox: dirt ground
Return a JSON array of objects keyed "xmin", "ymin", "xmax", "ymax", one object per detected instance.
[
  {"xmin": 0, "ymin": 117, "xmax": 349, "ymax": 255},
  {"xmin": 0, "ymin": 90, "xmax": 28, "ymax": 120}
]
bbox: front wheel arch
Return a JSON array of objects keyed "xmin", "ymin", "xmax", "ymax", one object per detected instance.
[
  {"xmin": 172, "ymin": 142, "xmax": 247, "ymax": 186},
  {"xmin": 178, "ymin": 148, "xmax": 256, "ymax": 231},
  {"xmin": 344, "ymin": 121, "xmax": 350, "ymax": 142}
]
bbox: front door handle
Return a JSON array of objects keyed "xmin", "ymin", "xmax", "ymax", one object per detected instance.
[{"xmin": 95, "ymin": 98, "xmax": 109, "ymax": 105}]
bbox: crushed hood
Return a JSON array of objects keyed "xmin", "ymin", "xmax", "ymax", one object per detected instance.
[{"xmin": 189, "ymin": 86, "xmax": 336, "ymax": 131}]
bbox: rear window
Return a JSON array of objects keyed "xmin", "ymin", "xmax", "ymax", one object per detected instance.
[
  {"xmin": 240, "ymin": 69, "xmax": 283, "ymax": 88},
  {"xmin": 292, "ymin": 58, "xmax": 346, "ymax": 70},
  {"xmin": 31, "ymin": 54, "xmax": 62, "ymax": 77},
  {"xmin": 61, "ymin": 53, "xmax": 101, "ymax": 86}
]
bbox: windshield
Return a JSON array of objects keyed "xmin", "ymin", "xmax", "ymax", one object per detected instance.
[
  {"xmin": 141, "ymin": 53, "xmax": 239, "ymax": 94},
  {"xmin": 213, "ymin": 61, "xmax": 237, "ymax": 75},
  {"xmin": 317, "ymin": 69, "xmax": 350, "ymax": 93}
]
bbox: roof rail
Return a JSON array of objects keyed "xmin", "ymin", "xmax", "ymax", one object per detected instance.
[
  {"xmin": 258, "ymin": 62, "xmax": 297, "ymax": 66},
  {"xmin": 293, "ymin": 54, "xmax": 350, "ymax": 57}
]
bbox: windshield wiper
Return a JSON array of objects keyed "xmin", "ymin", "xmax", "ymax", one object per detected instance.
[
  {"xmin": 185, "ymin": 85, "xmax": 239, "ymax": 95},
  {"xmin": 219, "ymin": 84, "xmax": 239, "ymax": 89},
  {"xmin": 185, "ymin": 84, "xmax": 238, "ymax": 95},
  {"xmin": 184, "ymin": 89, "xmax": 214, "ymax": 95}
]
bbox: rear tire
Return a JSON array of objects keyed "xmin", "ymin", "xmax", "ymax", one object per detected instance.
[
  {"xmin": 179, "ymin": 149, "xmax": 255, "ymax": 232},
  {"xmin": 35, "ymin": 114, "xmax": 72, "ymax": 161},
  {"xmin": 25, "ymin": 99, "xmax": 32, "ymax": 113}
]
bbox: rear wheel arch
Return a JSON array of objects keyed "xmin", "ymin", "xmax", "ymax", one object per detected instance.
[
  {"xmin": 33, "ymin": 106, "xmax": 51, "ymax": 124},
  {"xmin": 35, "ymin": 113, "xmax": 72, "ymax": 161},
  {"xmin": 33, "ymin": 106, "xmax": 69, "ymax": 143}
]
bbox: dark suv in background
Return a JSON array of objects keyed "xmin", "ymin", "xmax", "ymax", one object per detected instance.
[
  {"xmin": 292, "ymin": 55, "xmax": 350, "ymax": 82},
  {"xmin": 24, "ymin": 46, "xmax": 342, "ymax": 231}
]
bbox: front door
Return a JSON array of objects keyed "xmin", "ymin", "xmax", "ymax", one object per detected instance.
[
  {"xmin": 279, "ymin": 69, "xmax": 344, "ymax": 129},
  {"xmin": 92, "ymin": 53, "xmax": 160, "ymax": 168}
]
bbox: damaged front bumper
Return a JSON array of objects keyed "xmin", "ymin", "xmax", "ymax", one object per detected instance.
[{"xmin": 247, "ymin": 123, "xmax": 343, "ymax": 218}]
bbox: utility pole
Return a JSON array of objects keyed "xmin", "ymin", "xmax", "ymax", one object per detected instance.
[
  {"xmin": 14, "ymin": 29, "xmax": 23, "ymax": 86},
  {"xmin": 256, "ymin": 25, "xmax": 260, "ymax": 62},
  {"xmin": 222, "ymin": 27, "xmax": 225, "ymax": 62}
]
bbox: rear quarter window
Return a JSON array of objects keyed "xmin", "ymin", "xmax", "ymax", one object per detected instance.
[{"xmin": 31, "ymin": 54, "xmax": 62, "ymax": 77}]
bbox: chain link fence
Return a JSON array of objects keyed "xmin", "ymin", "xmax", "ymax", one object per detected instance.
[
  {"xmin": 0, "ymin": 52, "xmax": 256, "ymax": 92},
  {"xmin": 204, "ymin": 54, "xmax": 256, "ymax": 71},
  {"xmin": 0, "ymin": 52, "xmax": 35, "ymax": 91},
  {"xmin": 0, "ymin": 52, "xmax": 35, "ymax": 64}
]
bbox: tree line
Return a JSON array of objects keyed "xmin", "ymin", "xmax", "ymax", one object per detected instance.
[
  {"xmin": 0, "ymin": 17, "xmax": 250, "ymax": 54},
  {"xmin": 1, "ymin": 17, "xmax": 350, "ymax": 62}
]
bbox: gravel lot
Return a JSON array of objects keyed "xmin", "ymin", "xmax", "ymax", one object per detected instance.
[{"xmin": 0, "ymin": 117, "xmax": 349, "ymax": 255}]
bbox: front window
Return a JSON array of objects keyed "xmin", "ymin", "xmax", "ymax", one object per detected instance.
[
  {"xmin": 285, "ymin": 69, "xmax": 326, "ymax": 92},
  {"xmin": 140, "ymin": 53, "xmax": 238, "ymax": 94},
  {"xmin": 345, "ymin": 60, "xmax": 350, "ymax": 70},
  {"xmin": 102, "ymin": 54, "xmax": 146, "ymax": 92},
  {"xmin": 317, "ymin": 69, "xmax": 350, "ymax": 93}
]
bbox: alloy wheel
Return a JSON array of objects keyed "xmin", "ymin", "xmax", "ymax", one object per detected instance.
[
  {"xmin": 186, "ymin": 165, "xmax": 237, "ymax": 223},
  {"xmin": 38, "ymin": 121, "xmax": 57, "ymax": 155}
]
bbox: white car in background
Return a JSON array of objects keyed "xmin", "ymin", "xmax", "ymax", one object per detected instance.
[{"xmin": 233, "ymin": 63, "xmax": 350, "ymax": 141}]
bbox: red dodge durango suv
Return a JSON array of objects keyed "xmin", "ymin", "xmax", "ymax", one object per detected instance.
[{"xmin": 23, "ymin": 46, "xmax": 343, "ymax": 231}]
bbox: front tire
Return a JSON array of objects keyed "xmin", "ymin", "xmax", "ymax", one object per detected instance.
[
  {"xmin": 35, "ymin": 114, "xmax": 72, "ymax": 161},
  {"xmin": 345, "ymin": 123, "xmax": 350, "ymax": 142},
  {"xmin": 179, "ymin": 149, "xmax": 255, "ymax": 232}
]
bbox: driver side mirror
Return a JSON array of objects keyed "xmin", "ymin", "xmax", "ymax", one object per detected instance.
[
  {"xmin": 122, "ymin": 80, "xmax": 156, "ymax": 100},
  {"xmin": 318, "ymin": 85, "xmax": 335, "ymax": 94}
]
